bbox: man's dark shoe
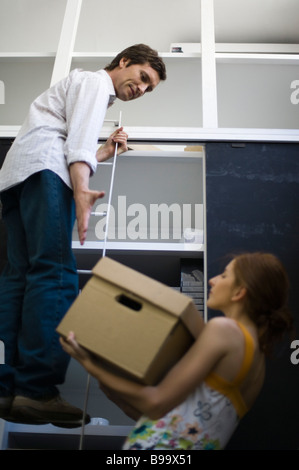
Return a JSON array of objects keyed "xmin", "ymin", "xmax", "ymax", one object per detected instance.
[
  {"xmin": 0, "ymin": 396, "xmax": 13, "ymax": 418},
  {"xmin": 9, "ymin": 395, "xmax": 91, "ymax": 428}
]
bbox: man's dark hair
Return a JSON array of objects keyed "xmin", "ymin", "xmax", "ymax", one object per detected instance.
[{"xmin": 105, "ymin": 44, "xmax": 167, "ymax": 81}]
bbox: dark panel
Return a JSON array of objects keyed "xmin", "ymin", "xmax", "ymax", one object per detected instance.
[
  {"xmin": 0, "ymin": 138, "xmax": 13, "ymax": 168},
  {"xmin": 0, "ymin": 139, "xmax": 11, "ymax": 272},
  {"xmin": 206, "ymin": 141, "xmax": 299, "ymax": 450}
]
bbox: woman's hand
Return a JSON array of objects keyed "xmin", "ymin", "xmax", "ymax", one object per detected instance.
[
  {"xmin": 60, "ymin": 332, "xmax": 92, "ymax": 366},
  {"xmin": 60, "ymin": 333, "xmax": 142, "ymax": 420}
]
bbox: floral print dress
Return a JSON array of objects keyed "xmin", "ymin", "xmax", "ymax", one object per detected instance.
[{"xmin": 122, "ymin": 322, "xmax": 254, "ymax": 450}]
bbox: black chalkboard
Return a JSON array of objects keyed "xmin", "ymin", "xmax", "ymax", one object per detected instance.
[
  {"xmin": 0, "ymin": 139, "xmax": 11, "ymax": 272},
  {"xmin": 206, "ymin": 141, "xmax": 299, "ymax": 450},
  {"xmin": 0, "ymin": 138, "xmax": 13, "ymax": 169}
]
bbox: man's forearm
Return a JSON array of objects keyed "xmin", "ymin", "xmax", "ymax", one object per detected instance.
[
  {"xmin": 69, "ymin": 161, "xmax": 105, "ymax": 245},
  {"xmin": 69, "ymin": 161, "xmax": 91, "ymax": 194}
]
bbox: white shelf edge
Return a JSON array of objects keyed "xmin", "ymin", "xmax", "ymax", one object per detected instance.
[
  {"xmin": 105, "ymin": 150, "xmax": 203, "ymax": 159},
  {"xmin": 1, "ymin": 126, "xmax": 299, "ymax": 142},
  {"xmin": 100, "ymin": 126, "xmax": 299, "ymax": 142},
  {"xmin": 1, "ymin": 44, "xmax": 299, "ymax": 58},
  {"xmin": 0, "ymin": 126, "xmax": 20, "ymax": 137},
  {"xmin": 171, "ymin": 43, "xmax": 299, "ymax": 54},
  {"xmin": 216, "ymin": 52, "xmax": 299, "ymax": 64},
  {"xmin": 71, "ymin": 44, "xmax": 299, "ymax": 58},
  {"xmin": 215, "ymin": 43, "xmax": 299, "ymax": 54},
  {"xmin": 71, "ymin": 51, "xmax": 299, "ymax": 64},
  {"xmin": 2, "ymin": 421, "xmax": 133, "ymax": 437},
  {"xmin": 1, "ymin": 45, "xmax": 298, "ymax": 62},
  {"xmin": 0, "ymin": 52, "xmax": 56, "ymax": 59},
  {"xmin": 71, "ymin": 52, "xmax": 201, "ymax": 60},
  {"xmin": 72, "ymin": 241, "xmax": 204, "ymax": 253}
]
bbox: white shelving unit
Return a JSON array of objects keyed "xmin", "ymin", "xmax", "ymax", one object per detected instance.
[{"xmin": 1, "ymin": 0, "xmax": 298, "ymax": 136}]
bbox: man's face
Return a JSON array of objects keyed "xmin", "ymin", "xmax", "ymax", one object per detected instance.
[{"xmin": 111, "ymin": 58, "xmax": 160, "ymax": 101}]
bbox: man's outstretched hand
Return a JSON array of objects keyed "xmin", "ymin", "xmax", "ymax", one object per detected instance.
[
  {"xmin": 75, "ymin": 187, "xmax": 105, "ymax": 245},
  {"xmin": 70, "ymin": 162, "xmax": 105, "ymax": 245}
]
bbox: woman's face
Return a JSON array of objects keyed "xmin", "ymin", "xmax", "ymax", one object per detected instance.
[{"xmin": 207, "ymin": 260, "xmax": 239, "ymax": 312}]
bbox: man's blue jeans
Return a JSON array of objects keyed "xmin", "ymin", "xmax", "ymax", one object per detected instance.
[{"xmin": 0, "ymin": 170, "xmax": 78, "ymax": 399}]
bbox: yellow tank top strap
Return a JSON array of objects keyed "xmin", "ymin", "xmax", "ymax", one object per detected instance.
[
  {"xmin": 232, "ymin": 321, "xmax": 255, "ymax": 385},
  {"xmin": 204, "ymin": 321, "xmax": 256, "ymax": 418}
]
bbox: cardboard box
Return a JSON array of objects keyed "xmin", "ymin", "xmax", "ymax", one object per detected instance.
[{"xmin": 57, "ymin": 257, "xmax": 203, "ymax": 385}]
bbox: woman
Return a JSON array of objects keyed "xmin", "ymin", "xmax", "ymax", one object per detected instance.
[{"xmin": 61, "ymin": 252, "xmax": 293, "ymax": 450}]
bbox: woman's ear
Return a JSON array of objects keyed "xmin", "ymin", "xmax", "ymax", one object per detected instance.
[{"xmin": 232, "ymin": 286, "xmax": 247, "ymax": 302}]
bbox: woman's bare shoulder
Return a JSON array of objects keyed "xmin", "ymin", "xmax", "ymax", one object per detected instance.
[
  {"xmin": 204, "ymin": 316, "xmax": 245, "ymax": 346},
  {"xmin": 206, "ymin": 316, "xmax": 242, "ymax": 332}
]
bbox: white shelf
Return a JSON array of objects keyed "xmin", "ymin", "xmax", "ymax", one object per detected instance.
[
  {"xmin": 72, "ymin": 241, "xmax": 204, "ymax": 256},
  {"xmin": 0, "ymin": 52, "xmax": 56, "ymax": 61},
  {"xmin": 101, "ymin": 127, "xmax": 299, "ymax": 142},
  {"xmin": 216, "ymin": 52, "xmax": 299, "ymax": 65},
  {"xmin": 1, "ymin": 126, "xmax": 299, "ymax": 141},
  {"xmin": 171, "ymin": 43, "xmax": 299, "ymax": 54},
  {"xmin": 0, "ymin": 420, "xmax": 133, "ymax": 450},
  {"xmin": 72, "ymin": 51, "xmax": 201, "ymax": 60},
  {"xmin": 71, "ymin": 49, "xmax": 299, "ymax": 65},
  {"xmin": 215, "ymin": 43, "xmax": 299, "ymax": 54},
  {"xmin": 2, "ymin": 46, "xmax": 298, "ymax": 64},
  {"xmin": 0, "ymin": 126, "xmax": 20, "ymax": 137},
  {"xmin": 3, "ymin": 421, "xmax": 131, "ymax": 437}
]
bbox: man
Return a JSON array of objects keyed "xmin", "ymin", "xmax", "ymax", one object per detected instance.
[{"xmin": 0, "ymin": 44, "xmax": 166, "ymax": 427}]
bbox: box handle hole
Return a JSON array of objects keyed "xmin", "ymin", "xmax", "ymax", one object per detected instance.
[{"xmin": 116, "ymin": 294, "xmax": 142, "ymax": 311}]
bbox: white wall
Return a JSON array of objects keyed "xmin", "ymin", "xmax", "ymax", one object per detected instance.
[
  {"xmin": 74, "ymin": 0, "xmax": 201, "ymax": 52},
  {"xmin": 2, "ymin": 0, "xmax": 298, "ymax": 51},
  {"xmin": 0, "ymin": 0, "xmax": 67, "ymax": 52},
  {"xmin": 214, "ymin": 0, "xmax": 299, "ymax": 43},
  {"xmin": 217, "ymin": 63, "xmax": 299, "ymax": 129}
]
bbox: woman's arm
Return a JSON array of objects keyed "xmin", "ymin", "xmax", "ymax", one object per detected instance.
[
  {"xmin": 99, "ymin": 384, "xmax": 142, "ymax": 421},
  {"xmin": 60, "ymin": 319, "xmax": 233, "ymax": 420}
]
